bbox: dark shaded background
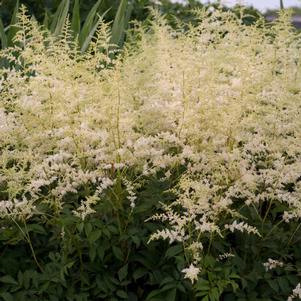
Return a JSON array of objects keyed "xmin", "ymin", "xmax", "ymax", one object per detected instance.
[
  {"xmin": 0, "ymin": 0, "xmax": 200, "ymax": 24},
  {"xmin": 0, "ymin": 0, "xmax": 263, "ymax": 27}
]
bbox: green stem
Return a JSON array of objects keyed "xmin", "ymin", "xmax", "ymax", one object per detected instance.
[
  {"xmin": 280, "ymin": 0, "xmax": 284, "ymax": 9},
  {"xmin": 24, "ymin": 223, "xmax": 44, "ymax": 272},
  {"xmin": 207, "ymin": 233, "xmax": 213, "ymax": 255},
  {"xmin": 11, "ymin": 217, "xmax": 43, "ymax": 272},
  {"xmin": 262, "ymin": 199, "xmax": 273, "ymax": 227},
  {"xmin": 178, "ymin": 71, "xmax": 186, "ymax": 138},
  {"xmin": 263, "ymin": 219, "xmax": 284, "ymax": 241},
  {"xmin": 116, "ymin": 84, "xmax": 121, "ymax": 154},
  {"xmin": 252, "ymin": 203, "xmax": 262, "ymax": 222},
  {"xmin": 286, "ymin": 223, "xmax": 301, "ymax": 248}
]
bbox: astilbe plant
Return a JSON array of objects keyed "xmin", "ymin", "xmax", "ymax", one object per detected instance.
[{"xmin": 0, "ymin": 5, "xmax": 301, "ymax": 301}]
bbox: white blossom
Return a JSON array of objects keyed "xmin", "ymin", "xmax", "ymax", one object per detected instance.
[
  {"xmin": 263, "ymin": 258, "xmax": 284, "ymax": 271},
  {"xmin": 288, "ymin": 283, "xmax": 301, "ymax": 301},
  {"xmin": 182, "ymin": 264, "xmax": 200, "ymax": 284},
  {"xmin": 225, "ymin": 221, "xmax": 261, "ymax": 236}
]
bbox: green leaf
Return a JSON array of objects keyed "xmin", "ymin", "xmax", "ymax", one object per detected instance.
[
  {"xmin": 43, "ymin": 9, "xmax": 51, "ymax": 28},
  {"xmin": 277, "ymin": 277, "xmax": 290, "ymax": 293},
  {"xmin": 97, "ymin": 244, "xmax": 105, "ymax": 261},
  {"xmin": 116, "ymin": 290, "xmax": 128, "ymax": 299},
  {"xmin": 203, "ymin": 255, "xmax": 216, "ymax": 268},
  {"xmin": 108, "ymin": 224, "xmax": 119, "ymax": 234},
  {"xmin": 0, "ymin": 18, "xmax": 8, "ymax": 49},
  {"xmin": 0, "ymin": 275, "xmax": 18, "ymax": 285},
  {"xmin": 50, "ymin": 0, "xmax": 70, "ymax": 36},
  {"xmin": 118, "ymin": 264, "xmax": 128, "ymax": 282},
  {"xmin": 161, "ymin": 283, "xmax": 177, "ymax": 292},
  {"xmin": 165, "ymin": 288, "xmax": 177, "ymax": 301},
  {"xmin": 146, "ymin": 289, "xmax": 163, "ymax": 300},
  {"xmin": 71, "ymin": 0, "xmax": 80, "ymax": 38},
  {"xmin": 7, "ymin": 0, "xmax": 19, "ymax": 47},
  {"xmin": 131, "ymin": 235, "xmax": 140, "ymax": 247},
  {"xmin": 230, "ymin": 280, "xmax": 239, "ymax": 292},
  {"xmin": 17, "ymin": 271, "xmax": 23, "ymax": 286},
  {"xmin": 110, "ymin": 0, "xmax": 132, "ymax": 47},
  {"xmin": 76, "ymin": 222, "xmax": 84, "ymax": 232},
  {"xmin": 133, "ymin": 267, "xmax": 147, "ymax": 281},
  {"xmin": 89, "ymin": 247, "xmax": 97, "ymax": 261},
  {"xmin": 84, "ymin": 222, "xmax": 92, "ymax": 236},
  {"xmin": 23, "ymin": 270, "xmax": 30, "ymax": 289},
  {"xmin": 27, "ymin": 224, "xmax": 46, "ymax": 235},
  {"xmin": 80, "ymin": 8, "xmax": 110, "ymax": 53},
  {"xmin": 207, "ymin": 271, "xmax": 215, "ymax": 282},
  {"xmin": 196, "ymin": 279, "xmax": 210, "ymax": 291},
  {"xmin": 209, "ymin": 287, "xmax": 220, "ymax": 301},
  {"xmin": 160, "ymin": 276, "xmax": 175, "ymax": 286},
  {"xmin": 80, "ymin": 17, "xmax": 98, "ymax": 53},
  {"xmin": 0, "ymin": 292, "xmax": 14, "ymax": 301},
  {"xmin": 165, "ymin": 244, "xmax": 183, "ymax": 259},
  {"xmin": 196, "ymin": 291, "xmax": 208, "ymax": 297},
  {"xmin": 78, "ymin": 0, "xmax": 102, "ymax": 49},
  {"xmin": 102, "ymin": 227, "xmax": 111, "ymax": 238},
  {"xmin": 88, "ymin": 230, "xmax": 102, "ymax": 243},
  {"xmin": 112, "ymin": 246, "xmax": 123, "ymax": 261},
  {"xmin": 267, "ymin": 279, "xmax": 279, "ymax": 293}
]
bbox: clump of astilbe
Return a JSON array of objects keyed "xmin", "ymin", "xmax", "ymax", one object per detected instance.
[
  {"xmin": 0, "ymin": 8, "xmax": 116, "ymax": 216},
  {"xmin": 0, "ymin": 5, "xmax": 301, "ymax": 298},
  {"xmin": 138, "ymin": 8, "xmax": 301, "ymax": 289}
]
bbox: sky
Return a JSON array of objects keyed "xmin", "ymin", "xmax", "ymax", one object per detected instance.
[
  {"xmin": 171, "ymin": 0, "xmax": 301, "ymax": 12},
  {"xmin": 218, "ymin": 0, "xmax": 301, "ymax": 11}
]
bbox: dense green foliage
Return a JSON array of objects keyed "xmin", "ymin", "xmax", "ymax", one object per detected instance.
[{"xmin": 0, "ymin": 175, "xmax": 191, "ymax": 300}]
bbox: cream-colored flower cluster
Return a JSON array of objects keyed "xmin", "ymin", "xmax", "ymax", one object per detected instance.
[
  {"xmin": 218, "ymin": 252, "xmax": 235, "ymax": 261},
  {"xmin": 0, "ymin": 6, "xmax": 300, "ymax": 285},
  {"xmin": 225, "ymin": 220, "xmax": 261, "ymax": 236},
  {"xmin": 263, "ymin": 258, "xmax": 284, "ymax": 271},
  {"xmin": 288, "ymin": 283, "xmax": 301, "ymax": 301},
  {"xmin": 182, "ymin": 264, "xmax": 200, "ymax": 284}
]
